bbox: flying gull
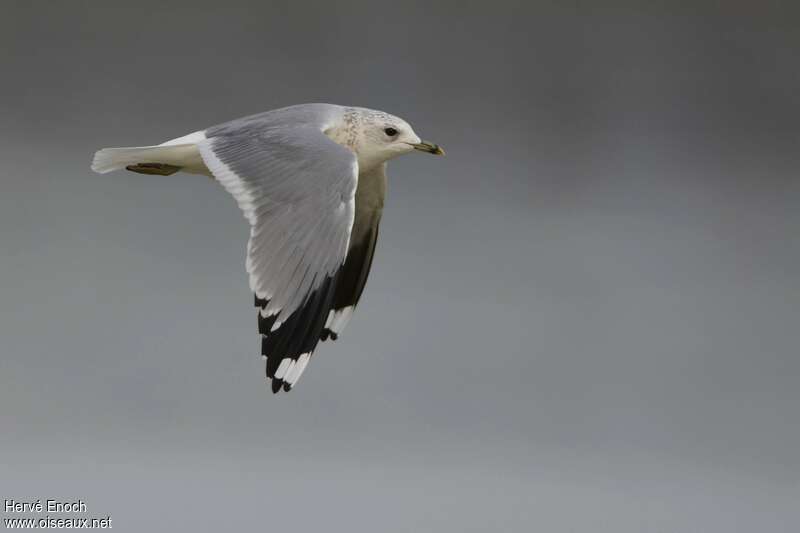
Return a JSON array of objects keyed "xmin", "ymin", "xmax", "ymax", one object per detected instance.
[{"xmin": 91, "ymin": 103, "xmax": 444, "ymax": 393}]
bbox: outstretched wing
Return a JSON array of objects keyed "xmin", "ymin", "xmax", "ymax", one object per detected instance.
[{"xmin": 197, "ymin": 123, "xmax": 358, "ymax": 392}]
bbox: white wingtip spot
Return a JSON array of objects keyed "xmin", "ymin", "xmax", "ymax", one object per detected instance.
[
  {"xmin": 274, "ymin": 358, "xmax": 293, "ymax": 380},
  {"xmin": 327, "ymin": 306, "xmax": 354, "ymax": 335},
  {"xmin": 285, "ymin": 353, "xmax": 311, "ymax": 386},
  {"xmin": 324, "ymin": 309, "xmax": 336, "ymax": 328}
]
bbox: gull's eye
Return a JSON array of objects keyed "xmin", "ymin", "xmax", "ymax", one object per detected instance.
[{"xmin": 384, "ymin": 127, "xmax": 398, "ymax": 137}]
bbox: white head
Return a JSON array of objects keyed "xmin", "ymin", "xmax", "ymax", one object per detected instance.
[{"xmin": 326, "ymin": 107, "xmax": 444, "ymax": 171}]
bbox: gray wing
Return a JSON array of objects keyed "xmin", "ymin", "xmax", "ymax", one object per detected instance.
[{"xmin": 197, "ymin": 122, "xmax": 357, "ymax": 392}]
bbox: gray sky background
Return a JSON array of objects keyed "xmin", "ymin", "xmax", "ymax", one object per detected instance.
[{"xmin": 1, "ymin": 1, "xmax": 798, "ymax": 531}]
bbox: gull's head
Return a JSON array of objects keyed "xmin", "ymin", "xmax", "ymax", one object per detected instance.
[{"xmin": 327, "ymin": 107, "xmax": 444, "ymax": 171}]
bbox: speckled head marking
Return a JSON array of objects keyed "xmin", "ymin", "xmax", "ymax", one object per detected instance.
[
  {"xmin": 325, "ymin": 106, "xmax": 432, "ymax": 171},
  {"xmin": 341, "ymin": 107, "xmax": 361, "ymax": 148}
]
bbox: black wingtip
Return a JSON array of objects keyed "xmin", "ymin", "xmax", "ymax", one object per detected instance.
[
  {"xmin": 320, "ymin": 328, "xmax": 338, "ymax": 341},
  {"xmin": 267, "ymin": 378, "xmax": 293, "ymax": 394}
]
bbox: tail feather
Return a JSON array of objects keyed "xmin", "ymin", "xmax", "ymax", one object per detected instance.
[
  {"xmin": 91, "ymin": 146, "xmax": 168, "ymax": 174},
  {"xmin": 91, "ymin": 133, "xmax": 207, "ymax": 175}
]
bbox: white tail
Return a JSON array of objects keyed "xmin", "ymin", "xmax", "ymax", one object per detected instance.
[
  {"xmin": 91, "ymin": 131, "xmax": 208, "ymax": 175},
  {"xmin": 91, "ymin": 146, "xmax": 161, "ymax": 173}
]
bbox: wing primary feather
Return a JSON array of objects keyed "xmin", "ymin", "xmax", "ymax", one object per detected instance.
[{"xmin": 261, "ymin": 271, "xmax": 340, "ymax": 392}]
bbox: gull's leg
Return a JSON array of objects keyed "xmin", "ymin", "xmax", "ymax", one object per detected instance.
[{"xmin": 125, "ymin": 163, "xmax": 182, "ymax": 176}]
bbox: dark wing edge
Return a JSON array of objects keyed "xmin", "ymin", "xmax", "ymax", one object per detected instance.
[
  {"xmin": 321, "ymin": 164, "xmax": 387, "ymax": 343},
  {"xmin": 321, "ymin": 210, "xmax": 382, "ymax": 342}
]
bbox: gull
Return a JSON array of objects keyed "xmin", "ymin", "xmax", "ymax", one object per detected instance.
[{"xmin": 91, "ymin": 103, "xmax": 444, "ymax": 393}]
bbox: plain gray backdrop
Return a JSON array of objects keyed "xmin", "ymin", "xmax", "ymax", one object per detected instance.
[{"xmin": 1, "ymin": 1, "xmax": 798, "ymax": 531}]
